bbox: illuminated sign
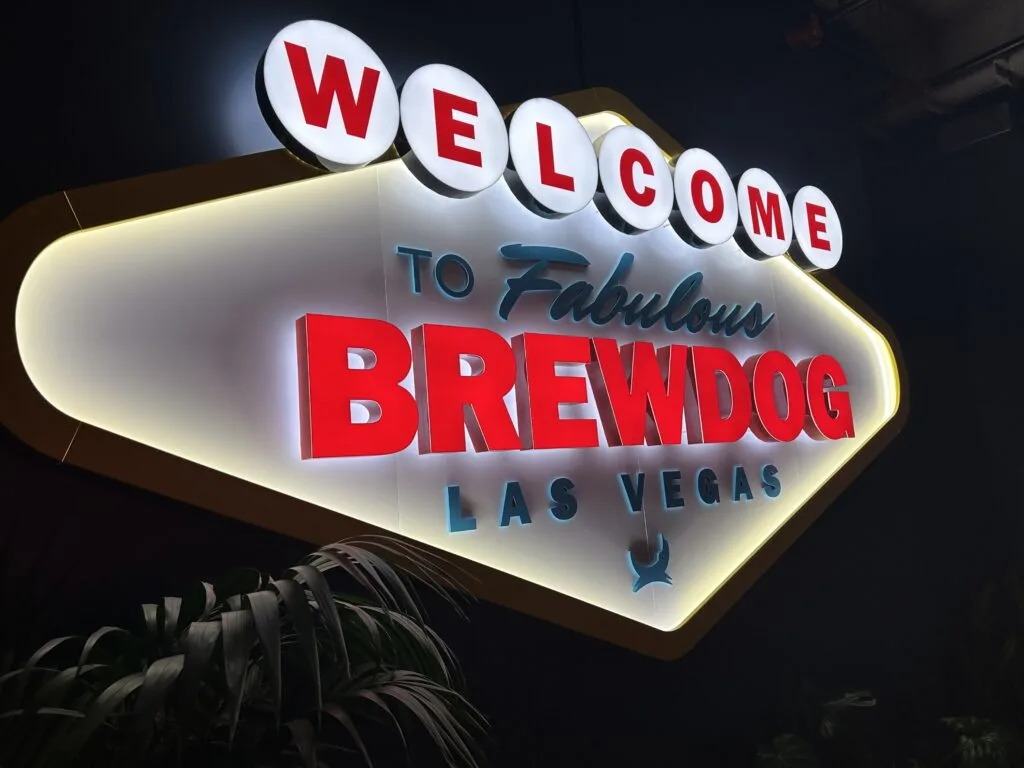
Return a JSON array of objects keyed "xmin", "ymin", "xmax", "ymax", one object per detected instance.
[{"xmin": 0, "ymin": 19, "xmax": 906, "ymax": 659}]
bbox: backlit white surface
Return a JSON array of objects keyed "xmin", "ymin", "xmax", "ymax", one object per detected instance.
[
  {"xmin": 507, "ymin": 98, "xmax": 598, "ymax": 216},
  {"xmin": 15, "ymin": 113, "xmax": 899, "ymax": 632},
  {"xmin": 261, "ymin": 20, "xmax": 399, "ymax": 168},
  {"xmin": 672, "ymin": 148, "xmax": 738, "ymax": 247},
  {"xmin": 399, "ymin": 63, "xmax": 508, "ymax": 195},
  {"xmin": 791, "ymin": 185, "xmax": 843, "ymax": 271},
  {"xmin": 736, "ymin": 168, "xmax": 794, "ymax": 259},
  {"xmin": 595, "ymin": 125, "xmax": 674, "ymax": 232}
]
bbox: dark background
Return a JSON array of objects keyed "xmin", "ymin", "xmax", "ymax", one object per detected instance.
[{"xmin": 2, "ymin": 0, "xmax": 1022, "ymax": 764}]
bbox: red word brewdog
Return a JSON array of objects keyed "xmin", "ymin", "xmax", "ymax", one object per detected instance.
[
  {"xmin": 0, "ymin": 19, "xmax": 906, "ymax": 659},
  {"xmin": 298, "ymin": 315, "xmax": 853, "ymax": 458}
]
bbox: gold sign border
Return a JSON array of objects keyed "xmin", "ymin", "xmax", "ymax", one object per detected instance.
[{"xmin": 0, "ymin": 88, "xmax": 908, "ymax": 659}]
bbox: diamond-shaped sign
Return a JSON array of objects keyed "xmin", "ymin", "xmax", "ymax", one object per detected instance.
[{"xmin": 0, "ymin": 88, "xmax": 905, "ymax": 659}]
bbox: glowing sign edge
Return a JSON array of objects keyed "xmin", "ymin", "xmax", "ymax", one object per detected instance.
[{"xmin": 0, "ymin": 87, "xmax": 908, "ymax": 659}]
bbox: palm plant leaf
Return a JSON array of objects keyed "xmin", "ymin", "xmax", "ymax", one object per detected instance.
[
  {"xmin": 313, "ymin": 547, "xmax": 401, "ymax": 615},
  {"xmin": 272, "ymin": 577, "xmax": 323, "ymax": 709},
  {"xmin": 757, "ymin": 733, "xmax": 820, "ymax": 768},
  {"xmin": 290, "ymin": 564, "xmax": 350, "ymax": 678},
  {"xmin": 163, "ymin": 597, "xmax": 183, "ymax": 644},
  {"xmin": 10, "ymin": 636, "xmax": 77, "ymax": 703},
  {"xmin": 0, "ymin": 706, "xmax": 85, "ymax": 720},
  {"xmin": 286, "ymin": 717, "xmax": 319, "ymax": 768},
  {"xmin": 221, "ymin": 609, "xmax": 255, "ymax": 745},
  {"xmin": 940, "ymin": 717, "xmax": 1023, "ymax": 767},
  {"xmin": 58, "ymin": 671, "xmax": 146, "ymax": 758},
  {"xmin": 0, "ymin": 535, "xmax": 484, "ymax": 768},
  {"xmin": 124, "ymin": 654, "xmax": 186, "ymax": 754},
  {"xmin": 142, "ymin": 604, "xmax": 160, "ymax": 641},
  {"xmin": 374, "ymin": 673, "xmax": 484, "ymax": 768},
  {"xmin": 77, "ymin": 627, "xmax": 135, "ymax": 668},
  {"xmin": 2, "ymin": 707, "xmax": 87, "ymax": 768},
  {"xmin": 352, "ymin": 535, "xmax": 478, "ymax": 615},
  {"xmin": 175, "ymin": 620, "xmax": 221, "ymax": 709},
  {"xmin": 350, "ymin": 687, "xmax": 408, "ymax": 753},
  {"xmin": 26, "ymin": 663, "xmax": 108, "ymax": 712},
  {"xmin": 245, "ymin": 590, "xmax": 282, "ymax": 719},
  {"xmin": 322, "ymin": 704, "xmax": 374, "ymax": 766},
  {"xmin": 178, "ymin": 581, "xmax": 217, "ymax": 626},
  {"xmin": 341, "ymin": 603, "xmax": 459, "ymax": 687}
]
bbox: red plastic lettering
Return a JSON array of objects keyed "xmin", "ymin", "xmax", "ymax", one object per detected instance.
[
  {"xmin": 747, "ymin": 186, "xmax": 785, "ymax": 239},
  {"xmin": 619, "ymin": 148, "xmax": 656, "ymax": 207},
  {"xmin": 433, "ymin": 89, "xmax": 482, "ymax": 167},
  {"xmin": 413, "ymin": 323, "xmax": 521, "ymax": 453},
  {"xmin": 687, "ymin": 346, "xmax": 752, "ymax": 444},
  {"xmin": 536, "ymin": 122, "xmax": 575, "ymax": 191},
  {"xmin": 691, "ymin": 169, "xmax": 725, "ymax": 224},
  {"xmin": 297, "ymin": 314, "xmax": 417, "ymax": 458},
  {"xmin": 745, "ymin": 351, "xmax": 806, "ymax": 442},
  {"xmin": 513, "ymin": 332, "xmax": 599, "ymax": 450},
  {"xmin": 588, "ymin": 339, "xmax": 687, "ymax": 446},
  {"xmin": 800, "ymin": 354, "xmax": 855, "ymax": 439},
  {"xmin": 806, "ymin": 202, "xmax": 831, "ymax": 250},
  {"xmin": 283, "ymin": 42, "xmax": 380, "ymax": 135}
]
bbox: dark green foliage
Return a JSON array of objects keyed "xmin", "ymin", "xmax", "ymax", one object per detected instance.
[
  {"xmin": 0, "ymin": 535, "xmax": 487, "ymax": 768},
  {"xmin": 939, "ymin": 717, "xmax": 1021, "ymax": 767},
  {"xmin": 755, "ymin": 568, "xmax": 1024, "ymax": 767},
  {"xmin": 757, "ymin": 734, "xmax": 820, "ymax": 768},
  {"xmin": 758, "ymin": 692, "xmax": 1024, "ymax": 767}
]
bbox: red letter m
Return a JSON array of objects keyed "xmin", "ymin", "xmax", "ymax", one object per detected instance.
[{"xmin": 747, "ymin": 186, "xmax": 785, "ymax": 239}]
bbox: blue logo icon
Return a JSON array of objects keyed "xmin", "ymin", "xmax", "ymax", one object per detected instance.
[{"xmin": 628, "ymin": 533, "xmax": 672, "ymax": 593}]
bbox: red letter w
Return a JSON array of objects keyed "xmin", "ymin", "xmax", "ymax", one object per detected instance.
[
  {"xmin": 284, "ymin": 42, "xmax": 380, "ymax": 135},
  {"xmin": 588, "ymin": 339, "xmax": 688, "ymax": 446}
]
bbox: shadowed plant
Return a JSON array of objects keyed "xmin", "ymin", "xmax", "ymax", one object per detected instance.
[
  {"xmin": 757, "ymin": 686, "xmax": 881, "ymax": 768},
  {"xmin": 756, "ymin": 688, "xmax": 1024, "ymax": 767},
  {"xmin": 0, "ymin": 535, "xmax": 487, "ymax": 768},
  {"xmin": 756, "ymin": 733, "xmax": 820, "ymax": 768},
  {"xmin": 959, "ymin": 570, "xmax": 1024, "ymax": 723},
  {"xmin": 935, "ymin": 717, "xmax": 1024, "ymax": 768}
]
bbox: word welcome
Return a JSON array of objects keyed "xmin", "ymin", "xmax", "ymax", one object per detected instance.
[
  {"xmin": 296, "ymin": 313, "xmax": 855, "ymax": 460},
  {"xmin": 260, "ymin": 20, "xmax": 843, "ymax": 270}
]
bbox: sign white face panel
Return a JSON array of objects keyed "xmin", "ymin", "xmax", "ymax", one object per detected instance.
[
  {"xmin": 399, "ymin": 63, "xmax": 508, "ymax": 196},
  {"xmin": 736, "ymin": 168, "xmax": 794, "ymax": 259},
  {"xmin": 261, "ymin": 20, "xmax": 400, "ymax": 169},
  {"xmin": 595, "ymin": 125, "xmax": 674, "ymax": 232},
  {"xmin": 15, "ymin": 112, "xmax": 900, "ymax": 633},
  {"xmin": 790, "ymin": 185, "xmax": 843, "ymax": 271},
  {"xmin": 672, "ymin": 147, "xmax": 739, "ymax": 247},
  {"xmin": 507, "ymin": 98, "xmax": 599, "ymax": 217}
]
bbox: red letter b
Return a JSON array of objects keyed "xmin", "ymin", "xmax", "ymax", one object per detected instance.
[{"xmin": 297, "ymin": 314, "xmax": 418, "ymax": 458}]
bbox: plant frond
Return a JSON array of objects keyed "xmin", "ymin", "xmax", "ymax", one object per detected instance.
[{"xmin": 0, "ymin": 535, "xmax": 485, "ymax": 768}]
